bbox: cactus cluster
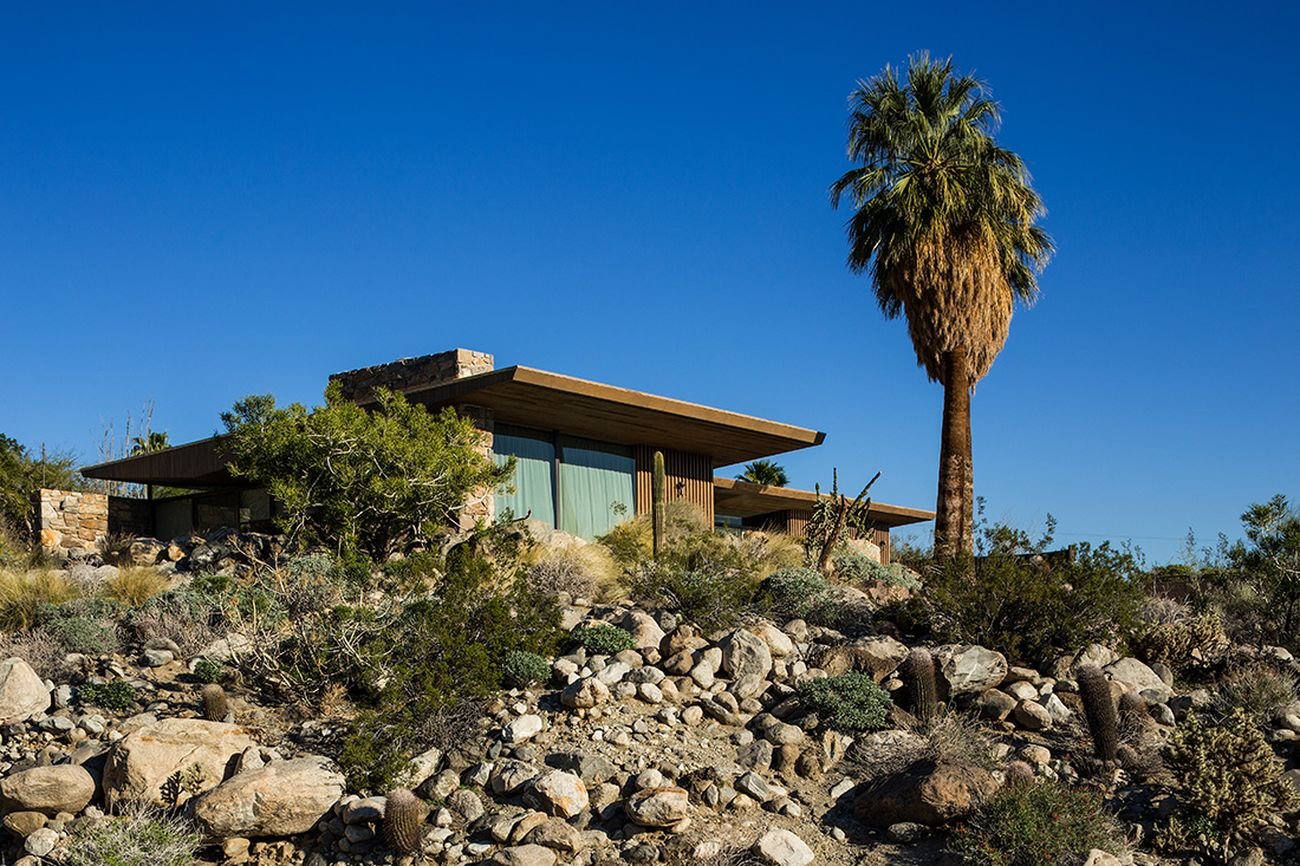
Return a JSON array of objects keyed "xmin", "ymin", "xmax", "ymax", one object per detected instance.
[
  {"xmin": 383, "ymin": 788, "xmax": 429, "ymax": 853},
  {"xmin": 1076, "ymin": 664, "xmax": 1119, "ymax": 762}
]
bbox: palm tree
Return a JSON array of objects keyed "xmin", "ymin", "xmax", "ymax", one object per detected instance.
[
  {"xmin": 831, "ymin": 54, "xmax": 1052, "ymax": 557},
  {"xmin": 738, "ymin": 459, "xmax": 789, "ymax": 487},
  {"xmin": 129, "ymin": 431, "xmax": 171, "ymax": 455}
]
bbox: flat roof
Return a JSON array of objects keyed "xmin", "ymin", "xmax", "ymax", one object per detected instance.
[
  {"xmin": 713, "ymin": 477, "xmax": 935, "ymax": 528},
  {"xmin": 376, "ymin": 365, "xmax": 826, "ymax": 468},
  {"xmin": 83, "ymin": 364, "xmax": 826, "ymax": 483},
  {"xmin": 82, "ymin": 436, "xmax": 238, "ymax": 487}
]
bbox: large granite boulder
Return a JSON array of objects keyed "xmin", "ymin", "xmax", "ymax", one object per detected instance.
[
  {"xmin": 854, "ymin": 761, "xmax": 999, "ymax": 826},
  {"xmin": 0, "ymin": 659, "xmax": 49, "ymax": 723},
  {"xmin": 0, "ymin": 765, "xmax": 95, "ymax": 815},
  {"xmin": 103, "ymin": 718, "xmax": 256, "ymax": 807},
  {"xmin": 192, "ymin": 755, "xmax": 345, "ymax": 838},
  {"xmin": 934, "ymin": 645, "xmax": 1008, "ymax": 696}
]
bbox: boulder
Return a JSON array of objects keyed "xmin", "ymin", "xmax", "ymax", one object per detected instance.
[
  {"xmin": 624, "ymin": 786, "xmax": 690, "ymax": 828},
  {"xmin": 1104, "ymin": 658, "xmax": 1172, "ymax": 703},
  {"xmin": 935, "ymin": 645, "xmax": 1008, "ymax": 695},
  {"xmin": 494, "ymin": 845, "xmax": 557, "ymax": 866},
  {"xmin": 505, "ymin": 714, "xmax": 544, "ymax": 743},
  {"xmin": 103, "ymin": 718, "xmax": 256, "ymax": 807},
  {"xmin": 525, "ymin": 771, "xmax": 588, "ymax": 818},
  {"xmin": 720, "ymin": 629, "xmax": 772, "ymax": 682},
  {"xmin": 751, "ymin": 622, "xmax": 795, "ymax": 658},
  {"xmin": 192, "ymin": 755, "xmax": 345, "ymax": 838},
  {"xmin": 0, "ymin": 765, "xmax": 95, "ymax": 815},
  {"xmin": 619, "ymin": 610, "xmax": 666, "ymax": 650},
  {"xmin": 0, "ymin": 659, "xmax": 50, "ymax": 723},
  {"xmin": 853, "ymin": 761, "xmax": 998, "ymax": 826},
  {"xmin": 1012, "ymin": 700, "xmax": 1052, "ymax": 731},
  {"xmin": 560, "ymin": 676, "xmax": 610, "ymax": 710},
  {"xmin": 752, "ymin": 827, "xmax": 815, "ymax": 866},
  {"xmin": 974, "ymin": 689, "xmax": 1016, "ymax": 722}
]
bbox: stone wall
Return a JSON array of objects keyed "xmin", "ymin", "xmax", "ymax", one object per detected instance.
[
  {"xmin": 32, "ymin": 489, "xmax": 108, "ymax": 558},
  {"xmin": 329, "ymin": 348, "xmax": 495, "ymax": 403}
]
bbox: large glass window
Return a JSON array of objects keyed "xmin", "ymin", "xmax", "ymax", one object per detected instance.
[
  {"xmin": 492, "ymin": 426, "xmax": 556, "ymax": 527},
  {"xmin": 558, "ymin": 437, "xmax": 635, "ymax": 539}
]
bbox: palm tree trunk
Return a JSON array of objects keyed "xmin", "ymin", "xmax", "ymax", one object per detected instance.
[{"xmin": 934, "ymin": 348, "xmax": 974, "ymax": 558}]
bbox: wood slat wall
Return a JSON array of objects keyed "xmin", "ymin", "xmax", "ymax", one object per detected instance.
[{"xmin": 634, "ymin": 446, "xmax": 714, "ymax": 526}]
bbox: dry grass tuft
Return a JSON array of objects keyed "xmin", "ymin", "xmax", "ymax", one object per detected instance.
[
  {"xmin": 0, "ymin": 568, "xmax": 80, "ymax": 630},
  {"xmin": 526, "ymin": 539, "xmax": 622, "ymax": 601},
  {"xmin": 103, "ymin": 567, "xmax": 172, "ymax": 607}
]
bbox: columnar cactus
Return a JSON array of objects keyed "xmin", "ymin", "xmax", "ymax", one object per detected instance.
[
  {"xmin": 383, "ymin": 788, "xmax": 429, "ymax": 853},
  {"xmin": 652, "ymin": 450, "xmax": 666, "ymax": 559},
  {"xmin": 903, "ymin": 647, "xmax": 939, "ymax": 726},
  {"xmin": 201, "ymin": 683, "xmax": 230, "ymax": 722},
  {"xmin": 1077, "ymin": 664, "xmax": 1120, "ymax": 761}
]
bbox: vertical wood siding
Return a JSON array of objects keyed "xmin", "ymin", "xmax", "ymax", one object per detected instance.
[
  {"xmin": 784, "ymin": 509, "xmax": 812, "ymax": 538},
  {"xmin": 634, "ymin": 446, "xmax": 714, "ymax": 526}
]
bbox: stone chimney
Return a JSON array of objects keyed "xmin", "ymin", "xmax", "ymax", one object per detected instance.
[{"xmin": 330, "ymin": 348, "xmax": 494, "ymax": 403}]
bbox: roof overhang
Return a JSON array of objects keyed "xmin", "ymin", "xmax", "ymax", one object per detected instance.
[
  {"xmin": 384, "ymin": 366, "xmax": 826, "ymax": 467},
  {"xmin": 713, "ymin": 477, "xmax": 935, "ymax": 528},
  {"xmin": 81, "ymin": 436, "xmax": 239, "ymax": 487}
]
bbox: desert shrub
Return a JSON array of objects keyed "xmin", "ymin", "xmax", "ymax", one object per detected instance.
[
  {"xmin": 78, "ymin": 681, "xmax": 137, "ymax": 711},
  {"xmin": 1211, "ymin": 662, "xmax": 1298, "ymax": 727},
  {"xmin": 221, "ymin": 385, "xmax": 508, "ymax": 560},
  {"xmin": 44, "ymin": 615, "xmax": 119, "ymax": 655},
  {"xmin": 759, "ymin": 567, "xmax": 846, "ymax": 626},
  {"xmin": 627, "ymin": 563, "xmax": 754, "ymax": 633},
  {"xmin": 0, "ymin": 434, "xmax": 81, "ymax": 537},
  {"xmin": 833, "ymin": 552, "xmax": 922, "ymax": 590},
  {"xmin": 0, "ymin": 568, "xmax": 80, "ymax": 630},
  {"xmin": 953, "ymin": 780, "xmax": 1125, "ymax": 866},
  {"xmin": 922, "ymin": 541, "xmax": 1143, "ymax": 667},
  {"xmin": 103, "ymin": 567, "xmax": 171, "ymax": 607},
  {"xmin": 191, "ymin": 658, "xmax": 225, "ymax": 684},
  {"xmin": 64, "ymin": 808, "xmax": 200, "ymax": 866},
  {"xmin": 598, "ymin": 501, "xmax": 710, "ymax": 568},
  {"xmin": 570, "ymin": 624, "xmax": 637, "ymax": 655},
  {"xmin": 337, "ymin": 542, "xmax": 561, "ymax": 791},
  {"xmin": 526, "ymin": 540, "xmax": 619, "ymax": 600},
  {"xmin": 1159, "ymin": 709, "xmax": 1300, "ymax": 860},
  {"xmin": 797, "ymin": 673, "xmax": 892, "ymax": 732},
  {"xmin": 848, "ymin": 713, "xmax": 995, "ymax": 782},
  {"xmin": 1138, "ymin": 610, "xmax": 1229, "ymax": 675},
  {"xmin": 126, "ymin": 585, "xmax": 228, "ymax": 655},
  {"xmin": 502, "ymin": 650, "xmax": 551, "ymax": 687}
]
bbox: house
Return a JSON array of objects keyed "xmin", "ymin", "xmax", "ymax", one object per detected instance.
[{"xmin": 76, "ymin": 348, "xmax": 933, "ymax": 562}]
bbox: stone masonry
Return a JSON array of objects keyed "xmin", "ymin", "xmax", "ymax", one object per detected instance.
[{"xmin": 32, "ymin": 489, "xmax": 108, "ymax": 558}]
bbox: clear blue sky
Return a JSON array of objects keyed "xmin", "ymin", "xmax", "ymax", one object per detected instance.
[{"xmin": 3, "ymin": 3, "xmax": 1297, "ymax": 562}]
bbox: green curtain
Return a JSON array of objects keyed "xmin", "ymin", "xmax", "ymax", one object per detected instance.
[
  {"xmin": 558, "ymin": 437, "xmax": 635, "ymax": 539},
  {"xmin": 493, "ymin": 428, "xmax": 556, "ymax": 527}
]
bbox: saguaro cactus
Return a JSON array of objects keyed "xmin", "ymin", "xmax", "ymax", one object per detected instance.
[
  {"xmin": 652, "ymin": 450, "xmax": 666, "ymax": 559},
  {"xmin": 383, "ymin": 788, "xmax": 429, "ymax": 853},
  {"xmin": 1077, "ymin": 664, "xmax": 1120, "ymax": 761},
  {"xmin": 903, "ymin": 647, "xmax": 939, "ymax": 726}
]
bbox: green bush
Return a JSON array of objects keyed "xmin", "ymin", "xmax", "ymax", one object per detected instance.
[
  {"xmin": 1212, "ymin": 662, "xmax": 1298, "ymax": 727},
  {"xmin": 570, "ymin": 624, "xmax": 637, "ymax": 655},
  {"xmin": 833, "ymin": 552, "xmax": 922, "ymax": 590},
  {"xmin": 759, "ymin": 566, "xmax": 847, "ymax": 626},
  {"xmin": 627, "ymin": 563, "xmax": 754, "ymax": 633},
  {"xmin": 191, "ymin": 658, "xmax": 225, "ymax": 685},
  {"xmin": 922, "ymin": 542, "xmax": 1143, "ymax": 667},
  {"xmin": 797, "ymin": 673, "xmax": 892, "ymax": 732},
  {"xmin": 46, "ymin": 615, "xmax": 119, "ymax": 655},
  {"xmin": 64, "ymin": 809, "xmax": 200, "ymax": 866},
  {"xmin": 77, "ymin": 681, "xmax": 137, "ymax": 711},
  {"xmin": 337, "ymin": 542, "xmax": 561, "ymax": 792},
  {"xmin": 221, "ymin": 385, "xmax": 509, "ymax": 560},
  {"xmin": 502, "ymin": 650, "xmax": 551, "ymax": 687},
  {"xmin": 1159, "ymin": 710, "xmax": 1300, "ymax": 860},
  {"xmin": 953, "ymin": 780, "xmax": 1125, "ymax": 866}
]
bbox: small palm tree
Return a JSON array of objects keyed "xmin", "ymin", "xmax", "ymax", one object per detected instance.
[
  {"xmin": 739, "ymin": 459, "xmax": 789, "ymax": 487},
  {"xmin": 129, "ymin": 431, "xmax": 171, "ymax": 455},
  {"xmin": 831, "ymin": 54, "xmax": 1052, "ymax": 557}
]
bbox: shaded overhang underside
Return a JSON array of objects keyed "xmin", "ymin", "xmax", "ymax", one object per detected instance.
[
  {"xmin": 385, "ymin": 366, "xmax": 826, "ymax": 468},
  {"xmin": 713, "ymin": 477, "xmax": 935, "ymax": 528},
  {"xmin": 81, "ymin": 436, "xmax": 239, "ymax": 487}
]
